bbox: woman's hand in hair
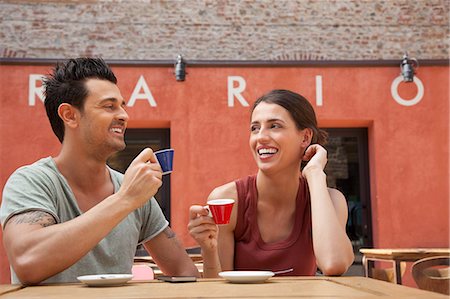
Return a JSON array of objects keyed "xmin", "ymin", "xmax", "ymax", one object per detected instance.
[{"xmin": 301, "ymin": 144, "xmax": 328, "ymax": 179}]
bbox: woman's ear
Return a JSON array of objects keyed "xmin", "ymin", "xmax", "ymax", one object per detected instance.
[
  {"xmin": 58, "ymin": 103, "xmax": 79, "ymax": 128},
  {"xmin": 300, "ymin": 128, "xmax": 313, "ymax": 147}
]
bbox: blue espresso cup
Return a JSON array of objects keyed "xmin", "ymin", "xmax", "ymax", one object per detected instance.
[{"xmin": 155, "ymin": 149, "xmax": 174, "ymax": 175}]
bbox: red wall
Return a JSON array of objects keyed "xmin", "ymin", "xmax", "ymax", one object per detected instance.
[{"xmin": 0, "ymin": 64, "xmax": 448, "ymax": 283}]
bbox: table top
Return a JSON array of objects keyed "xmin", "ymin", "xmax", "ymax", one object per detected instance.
[
  {"xmin": 0, "ymin": 276, "xmax": 446, "ymax": 298},
  {"xmin": 360, "ymin": 248, "xmax": 450, "ymax": 261},
  {"xmin": 0, "ymin": 285, "xmax": 21, "ymax": 296}
]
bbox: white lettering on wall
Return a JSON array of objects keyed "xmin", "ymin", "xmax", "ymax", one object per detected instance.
[
  {"xmin": 127, "ymin": 75, "xmax": 157, "ymax": 107},
  {"xmin": 391, "ymin": 76, "xmax": 424, "ymax": 106},
  {"xmin": 26, "ymin": 73, "xmax": 425, "ymax": 109},
  {"xmin": 28, "ymin": 74, "xmax": 45, "ymax": 106},
  {"xmin": 227, "ymin": 76, "xmax": 249, "ymax": 107},
  {"xmin": 315, "ymin": 75, "xmax": 323, "ymax": 106}
]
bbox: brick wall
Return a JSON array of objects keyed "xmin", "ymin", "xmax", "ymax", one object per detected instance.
[{"xmin": 0, "ymin": 0, "xmax": 448, "ymax": 60}]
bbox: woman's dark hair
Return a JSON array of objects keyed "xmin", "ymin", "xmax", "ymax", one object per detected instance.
[
  {"xmin": 43, "ymin": 57, "xmax": 117, "ymax": 143},
  {"xmin": 251, "ymin": 89, "xmax": 328, "ymax": 145}
]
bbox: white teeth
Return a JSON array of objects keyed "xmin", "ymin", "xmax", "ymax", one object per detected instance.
[
  {"xmin": 111, "ymin": 128, "xmax": 123, "ymax": 133},
  {"xmin": 258, "ymin": 148, "xmax": 277, "ymax": 155}
]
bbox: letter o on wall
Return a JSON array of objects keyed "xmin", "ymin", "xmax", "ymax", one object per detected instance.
[{"xmin": 391, "ymin": 75, "xmax": 424, "ymax": 106}]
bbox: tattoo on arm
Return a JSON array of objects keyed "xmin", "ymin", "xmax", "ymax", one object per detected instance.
[
  {"xmin": 162, "ymin": 227, "xmax": 183, "ymax": 248},
  {"xmin": 162, "ymin": 227, "xmax": 176, "ymax": 239},
  {"xmin": 10, "ymin": 211, "xmax": 56, "ymax": 228}
]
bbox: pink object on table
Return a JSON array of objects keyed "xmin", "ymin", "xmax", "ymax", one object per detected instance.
[{"xmin": 132, "ymin": 264, "xmax": 155, "ymax": 281}]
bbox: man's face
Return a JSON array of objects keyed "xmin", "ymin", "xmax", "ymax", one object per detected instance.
[{"xmin": 78, "ymin": 79, "xmax": 129, "ymax": 158}]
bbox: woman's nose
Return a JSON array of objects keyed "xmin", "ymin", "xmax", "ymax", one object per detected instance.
[{"xmin": 256, "ymin": 128, "xmax": 270, "ymax": 141}]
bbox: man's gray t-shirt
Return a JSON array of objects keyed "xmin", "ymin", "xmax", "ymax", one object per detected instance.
[{"xmin": 0, "ymin": 157, "xmax": 169, "ymax": 284}]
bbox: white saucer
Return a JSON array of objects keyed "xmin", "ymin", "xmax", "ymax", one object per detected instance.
[
  {"xmin": 219, "ymin": 271, "xmax": 274, "ymax": 283},
  {"xmin": 77, "ymin": 274, "xmax": 133, "ymax": 287}
]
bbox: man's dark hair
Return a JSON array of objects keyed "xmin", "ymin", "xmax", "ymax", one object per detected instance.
[{"xmin": 43, "ymin": 57, "xmax": 117, "ymax": 143}]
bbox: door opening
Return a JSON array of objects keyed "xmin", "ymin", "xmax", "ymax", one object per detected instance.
[
  {"xmin": 107, "ymin": 128, "xmax": 171, "ymax": 223},
  {"xmin": 107, "ymin": 129, "xmax": 171, "ymax": 256},
  {"xmin": 324, "ymin": 128, "xmax": 372, "ymax": 252}
]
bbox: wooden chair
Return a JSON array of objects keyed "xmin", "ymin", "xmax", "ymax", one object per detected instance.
[
  {"xmin": 412, "ymin": 256, "xmax": 450, "ymax": 295},
  {"xmin": 370, "ymin": 262, "xmax": 406, "ymax": 283}
]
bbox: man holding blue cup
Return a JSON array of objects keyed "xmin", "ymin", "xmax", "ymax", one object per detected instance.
[{"xmin": 0, "ymin": 58, "xmax": 198, "ymax": 285}]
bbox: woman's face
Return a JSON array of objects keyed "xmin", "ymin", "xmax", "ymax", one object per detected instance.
[{"xmin": 249, "ymin": 102, "xmax": 311, "ymax": 174}]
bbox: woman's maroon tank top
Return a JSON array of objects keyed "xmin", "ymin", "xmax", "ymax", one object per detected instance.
[{"xmin": 233, "ymin": 175, "xmax": 317, "ymax": 275}]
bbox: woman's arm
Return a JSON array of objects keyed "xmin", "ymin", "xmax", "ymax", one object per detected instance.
[
  {"xmin": 187, "ymin": 182, "xmax": 238, "ymax": 277},
  {"xmin": 302, "ymin": 144, "xmax": 354, "ymax": 275}
]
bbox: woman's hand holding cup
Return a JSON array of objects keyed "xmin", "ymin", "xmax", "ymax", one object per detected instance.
[
  {"xmin": 188, "ymin": 199, "xmax": 235, "ymax": 251},
  {"xmin": 188, "ymin": 205, "xmax": 218, "ymax": 251}
]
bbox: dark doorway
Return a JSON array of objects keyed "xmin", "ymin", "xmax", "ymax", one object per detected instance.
[
  {"xmin": 323, "ymin": 128, "xmax": 372, "ymax": 252},
  {"xmin": 107, "ymin": 128, "xmax": 171, "ymax": 223}
]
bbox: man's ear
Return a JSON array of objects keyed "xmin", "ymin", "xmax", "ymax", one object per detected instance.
[
  {"xmin": 300, "ymin": 128, "xmax": 313, "ymax": 147},
  {"xmin": 57, "ymin": 103, "xmax": 79, "ymax": 128}
]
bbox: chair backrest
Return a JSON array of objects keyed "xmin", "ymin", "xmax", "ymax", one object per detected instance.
[{"xmin": 412, "ymin": 256, "xmax": 450, "ymax": 295}]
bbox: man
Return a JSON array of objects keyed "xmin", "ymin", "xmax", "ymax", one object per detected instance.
[{"xmin": 0, "ymin": 58, "xmax": 199, "ymax": 285}]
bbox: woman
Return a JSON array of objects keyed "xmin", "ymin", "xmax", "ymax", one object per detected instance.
[{"xmin": 188, "ymin": 89, "xmax": 354, "ymax": 278}]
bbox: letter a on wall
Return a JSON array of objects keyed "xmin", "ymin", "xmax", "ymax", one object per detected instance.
[{"xmin": 128, "ymin": 75, "xmax": 157, "ymax": 107}]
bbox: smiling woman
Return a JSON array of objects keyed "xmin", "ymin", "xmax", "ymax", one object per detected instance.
[
  {"xmin": 188, "ymin": 89, "xmax": 354, "ymax": 278},
  {"xmin": 249, "ymin": 101, "xmax": 309, "ymax": 175}
]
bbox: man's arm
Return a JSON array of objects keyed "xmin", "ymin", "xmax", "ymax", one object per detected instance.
[
  {"xmin": 143, "ymin": 227, "xmax": 200, "ymax": 277},
  {"xmin": 3, "ymin": 194, "xmax": 137, "ymax": 285},
  {"xmin": 3, "ymin": 148, "xmax": 163, "ymax": 285}
]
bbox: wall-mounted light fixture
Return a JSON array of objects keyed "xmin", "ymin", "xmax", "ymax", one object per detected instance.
[
  {"xmin": 400, "ymin": 53, "xmax": 418, "ymax": 82},
  {"xmin": 174, "ymin": 54, "xmax": 186, "ymax": 82}
]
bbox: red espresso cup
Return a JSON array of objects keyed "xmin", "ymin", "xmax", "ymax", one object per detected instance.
[{"xmin": 205, "ymin": 199, "xmax": 235, "ymax": 225}]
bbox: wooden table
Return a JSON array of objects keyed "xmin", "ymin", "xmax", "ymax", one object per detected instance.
[
  {"xmin": 360, "ymin": 248, "xmax": 450, "ymax": 284},
  {"xmin": 0, "ymin": 276, "xmax": 446, "ymax": 298},
  {"xmin": 0, "ymin": 285, "xmax": 21, "ymax": 297}
]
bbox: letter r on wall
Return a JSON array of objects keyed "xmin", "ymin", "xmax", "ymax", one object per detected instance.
[
  {"xmin": 29, "ymin": 74, "xmax": 45, "ymax": 106},
  {"xmin": 228, "ymin": 76, "xmax": 249, "ymax": 107}
]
